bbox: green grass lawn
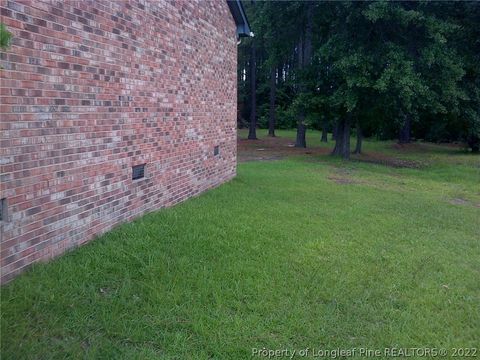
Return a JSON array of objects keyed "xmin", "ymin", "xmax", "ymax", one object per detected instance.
[{"xmin": 2, "ymin": 131, "xmax": 479, "ymax": 359}]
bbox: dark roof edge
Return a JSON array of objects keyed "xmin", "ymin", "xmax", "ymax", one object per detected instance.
[{"xmin": 227, "ymin": 0, "xmax": 253, "ymax": 37}]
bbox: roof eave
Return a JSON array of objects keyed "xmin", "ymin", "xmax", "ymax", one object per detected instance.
[{"xmin": 227, "ymin": 0, "xmax": 253, "ymax": 37}]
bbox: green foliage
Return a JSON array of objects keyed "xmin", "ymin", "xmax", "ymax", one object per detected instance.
[
  {"xmin": 0, "ymin": 23, "xmax": 12, "ymax": 49},
  {"xmin": 239, "ymin": 1, "xmax": 480, "ymax": 152}
]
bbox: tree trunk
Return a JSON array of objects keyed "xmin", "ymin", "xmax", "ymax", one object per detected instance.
[
  {"xmin": 331, "ymin": 121, "xmax": 343, "ymax": 156},
  {"xmin": 268, "ymin": 66, "xmax": 276, "ymax": 137},
  {"xmin": 295, "ymin": 117, "xmax": 307, "ymax": 148},
  {"xmin": 467, "ymin": 135, "xmax": 480, "ymax": 153},
  {"xmin": 399, "ymin": 113, "xmax": 411, "ymax": 144},
  {"xmin": 295, "ymin": 36, "xmax": 306, "ymax": 148},
  {"xmin": 248, "ymin": 41, "xmax": 257, "ymax": 140},
  {"xmin": 343, "ymin": 116, "xmax": 351, "ymax": 159},
  {"xmin": 303, "ymin": 2, "xmax": 313, "ymax": 65},
  {"xmin": 354, "ymin": 122, "xmax": 363, "ymax": 154},
  {"xmin": 321, "ymin": 120, "xmax": 328, "ymax": 142},
  {"xmin": 332, "ymin": 123, "xmax": 337, "ymax": 141},
  {"xmin": 331, "ymin": 113, "xmax": 351, "ymax": 159},
  {"xmin": 295, "ymin": 2, "xmax": 313, "ymax": 148}
]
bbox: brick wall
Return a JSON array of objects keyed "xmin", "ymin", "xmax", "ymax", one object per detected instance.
[{"xmin": 0, "ymin": 0, "xmax": 238, "ymax": 283}]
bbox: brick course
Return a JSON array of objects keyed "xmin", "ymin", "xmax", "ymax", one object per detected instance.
[{"xmin": 0, "ymin": 0, "xmax": 238, "ymax": 283}]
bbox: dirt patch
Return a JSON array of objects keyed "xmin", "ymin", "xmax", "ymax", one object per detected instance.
[
  {"xmin": 448, "ymin": 197, "xmax": 480, "ymax": 208},
  {"xmin": 353, "ymin": 152, "xmax": 426, "ymax": 168},
  {"xmin": 393, "ymin": 142, "xmax": 465, "ymax": 152},
  {"xmin": 331, "ymin": 167, "xmax": 356, "ymax": 175},
  {"xmin": 237, "ymin": 135, "xmax": 427, "ymax": 168},
  {"xmin": 327, "ymin": 175, "xmax": 358, "ymax": 185},
  {"xmin": 449, "ymin": 198, "xmax": 469, "ymax": 206},
  {"xmin": 448, "ymin": 198, "xmax": 480, "ymax": 208},
  {"xmin": 239, "ymin": 154, "xmax": 285, "ymax": 162},
  {"xmin": 392, "ymin": 143, "xmax": 426, "ymax": 152},
  {"xmin": 237, "ymin": 136, "xmax": 330, "ymax": 162},
  {"xmin": 327, "ymin": 167, "xmax": 359, "ymax": 185}
]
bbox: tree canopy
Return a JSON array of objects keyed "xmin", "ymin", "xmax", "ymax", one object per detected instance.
[{"xmin": 238, "ymin": 1, "xmax": 480, "ymax": 155}]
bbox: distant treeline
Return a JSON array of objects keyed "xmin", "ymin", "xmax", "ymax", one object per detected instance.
[{"xmin": 238, "ymin": 1, "xmax": 480, "ymax": 156}]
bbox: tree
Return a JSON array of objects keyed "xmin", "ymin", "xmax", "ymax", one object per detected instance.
[
  {"xmin": 365, "ymin": 2, "xmax": 466, "ymax": 144},
  {"xmin": 446, "ymin": 2, "xmax": 480, "ymax": 152},
  {"xmin": 238, "ymin": 1, "xmax": 480, "ymax": 154},
  {"xmin": 268, "ymin": 65, "xmax": 276, "ymax": 137},
  {"xmin": 294, "ymin": 1, "xmax": 314, "ymax": 148},
  {"xmin": 248, "ymin": 38, "xmax": 258, "ymax": 140},
  {"xmin": 318, "ymin": 3, "xmax": 377, "ymax": 159}
]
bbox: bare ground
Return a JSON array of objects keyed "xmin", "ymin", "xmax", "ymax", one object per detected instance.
[
  {"xmin": 237, "ymin": 136, "xmax": 330, "ymax": 162},
  {"xmin": 238, "ymin": 135, "xmax": 425, "ymax": 168}
]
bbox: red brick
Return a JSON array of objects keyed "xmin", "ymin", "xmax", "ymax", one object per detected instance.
[{"xmin": 0, "ymin": 0, "xmax": 238, "ymax": 283}]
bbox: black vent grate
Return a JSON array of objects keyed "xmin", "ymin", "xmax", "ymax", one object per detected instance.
[
  {"xmin": 0, "ymin": 198, "xmax": 7, "ymax": 222},
  {"xmin": 132, "ymin": 164, "xmax": 145, "ymax": 180}
]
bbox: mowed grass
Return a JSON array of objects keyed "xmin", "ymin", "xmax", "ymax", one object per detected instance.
[{"xmin": 2, "ymin": 131, "xmax": 479, "ymax": 359}]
